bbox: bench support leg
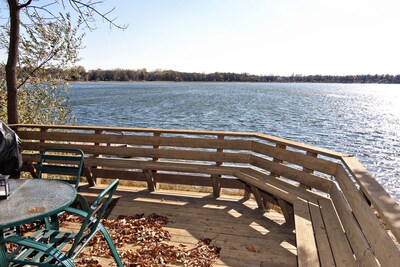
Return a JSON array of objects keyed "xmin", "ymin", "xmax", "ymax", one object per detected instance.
[
  {"xmin": 277, "ymin": 198, "xmax": 294, "ymax": 228},
  {"xmin": 250, "ymin": 185, "xmax": 266, "ymax": 211},
  {"xmin": 211, "ymin": 174, "xmax": 221, "ymax": 198},
  {"xmin": 258, "ymin": 190, "xmax": 278, "ymax": 209},
  {"xmin": 243, "ymin": 184, "xmax": 252, "ymax": 200},
  {"xmin": 26, "ymin": 162, "xmax": 37, "ymax": 178},
  {"xmin": 144, "ymin": 170, "xmax": 156, "ymax": 192},
  {"xmin": 152, "ymin": 170, "xmax": 160, "ymax": 190},
  {"xmin": 84, "ymin": 166, "xmax": 96, "ymax": 186}
]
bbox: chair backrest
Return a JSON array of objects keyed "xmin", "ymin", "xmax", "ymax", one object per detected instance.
[
  {"xmin": 37, "ymin": 148, "xmax": 84, "ymax": 189},
  {"xmin": 68, "ymin": 179, "xmax": 119, "ymax": 257}
]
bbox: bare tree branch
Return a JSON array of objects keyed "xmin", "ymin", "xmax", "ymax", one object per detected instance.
[
  {"xmin": 27, "ymin": 1, "xmax": 61, "ymax": 20},
  {"xmin": 19, "ymin": 0, "xmax": 33, "ymax": 9},
  {"xmin": 68, "ymin": 0, "xmax": 128, "ymax": 30},
  {"xmin": 26, "ymin": 6, "xmax": 62, "ymax": 24},
  {"xmin": 17, "ymin": 53, "xmax": 56, "ymax": 89}
]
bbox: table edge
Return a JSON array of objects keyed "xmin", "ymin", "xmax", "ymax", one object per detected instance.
[{"xmin": 0, "ymin": 180, "xmax": 77, "ymax": 229}]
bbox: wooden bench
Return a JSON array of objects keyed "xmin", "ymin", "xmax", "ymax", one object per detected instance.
[
  {"xmin": 22, "ymin": 153, "xmax": 242, "ymax": 197},
  {"xmin": 233, "ymin": 167, "xmax": 400, "ymax": 267}
]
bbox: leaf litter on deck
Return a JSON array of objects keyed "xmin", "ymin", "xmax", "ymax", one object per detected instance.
[{"xmin": 59, "ymin": 213, "xmax": 221, "ymax": 267}]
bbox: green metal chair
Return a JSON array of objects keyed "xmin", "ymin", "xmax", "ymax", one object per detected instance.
[
  {"xmin": 5, "ymin": 179, "xmax": 123, "ymax": 267},
  {"xmin": 36, "ymin": 148, "xmax": 84, "ymax": 190}
]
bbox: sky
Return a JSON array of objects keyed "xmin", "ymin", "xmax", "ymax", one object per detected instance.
[{"xmin": 4, "ymin": 0, "xmax": 400, "ymax": 76}]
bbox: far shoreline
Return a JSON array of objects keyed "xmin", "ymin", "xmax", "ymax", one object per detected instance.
[
  {"xmin": 69, "ymin": 69, "xmax": 400, "ymax": 84},
  {"xmin": 69, "ymin": 80, "xmax": 400, "ymax": 85}
]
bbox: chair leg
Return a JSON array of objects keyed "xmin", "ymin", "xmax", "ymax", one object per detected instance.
[
  {"xmin": 98, "ymin": 224, "xmax": 124, "ymax": 267},
  {"xmin": 0, "ymin": 230, "xmax": 8, "ymax": 267}
]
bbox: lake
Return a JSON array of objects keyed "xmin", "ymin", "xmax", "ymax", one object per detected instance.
[{"xmin": 69, "ymin": 82, "xmax": 400, "ymax": 201}]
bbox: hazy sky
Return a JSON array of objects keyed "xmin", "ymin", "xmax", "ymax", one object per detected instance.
[{"xmin": 28, "ymin": 0, "xmax": 400, "ymax": 75}]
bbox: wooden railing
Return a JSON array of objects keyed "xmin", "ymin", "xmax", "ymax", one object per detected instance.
[
  {"xmin": 14, "ymin": 124, "xmax": 342, "ymax": 191},
  {"xmin": 12, "ymin": 124, "xmax": 400, "ymax": 266}
]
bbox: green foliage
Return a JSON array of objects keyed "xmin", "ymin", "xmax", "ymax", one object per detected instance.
[
  {"xmin": 19, "ymin": 11, "xmax": 84, "ymax": 72},
  {"xmin": 0, "ymin": 10, "xmax": 83, "ymax": 125},
  {"xmin": 0, "ymin": 79, "xmax": 74, "ymax": 125}
]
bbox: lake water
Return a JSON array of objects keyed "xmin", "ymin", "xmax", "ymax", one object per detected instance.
[{"xmin": 69, "ymin": 82, "xmax": 400, "ymax": 201}]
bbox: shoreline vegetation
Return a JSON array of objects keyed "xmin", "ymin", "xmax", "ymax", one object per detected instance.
[{"xmin": 66, "ymin": 67, "xmax": 400, "ymax": 84}]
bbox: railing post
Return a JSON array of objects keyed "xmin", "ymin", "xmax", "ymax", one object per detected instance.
[
  {"xmin": 303, "ymin": 151, "xmax": 317, "ymax": 174},
  {"xmin": 211, "ymin": 134, "xmax": 223, "ymax": 198},
  {"xmin": 145, "ymin": 132, "xmax": 161, "ymax": 192},
  {"xmin": 39, "ymin": 127, "xmax": 48, "ymax": 146},
  {"xmin": 36, "ymin": 127, "xmax": 49, "ymax": 178},
  {"xmin": 152, "ymin": 132, "xmax": 161, "ymax": 163},
  {"xmin": 301, "ymin": 151, "xmax": 317, "ymax": 189},
  {"xmin": 90, "ymin": 129, "xmax": 103, "ymax": 186},
  {"xmin": 271, "ymin": 144, "xmax": 286, "ymax": 178}
]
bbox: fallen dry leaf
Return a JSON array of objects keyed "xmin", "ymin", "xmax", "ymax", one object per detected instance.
[
  {"xmin": 245, "ymin": 244, "xmax": 259, "ymax": 253},
  {"xmin": 28, "ymin": 207, "xmax": 45, "ymax": 213}
]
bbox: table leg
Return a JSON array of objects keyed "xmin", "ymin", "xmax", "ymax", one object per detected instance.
[{"xmin": 45, "ymin": 214, "xmax": 60, "ymax": 230}]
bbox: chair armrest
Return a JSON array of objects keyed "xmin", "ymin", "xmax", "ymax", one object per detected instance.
[
  {"xmin": 63, "ymin": 207, "xmax": 88, "ymax": 218},
  {"xmin": 75, "ymin": 193, "xmax": 90, "ymax": 212},
  {"xmin": 5, "ymin": 236, "xmax": 76, "ymax": 267}
]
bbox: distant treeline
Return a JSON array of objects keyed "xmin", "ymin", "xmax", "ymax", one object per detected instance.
[{"xmin": 67, "ymin": 67, "xmax": 400, "ymax": 83}]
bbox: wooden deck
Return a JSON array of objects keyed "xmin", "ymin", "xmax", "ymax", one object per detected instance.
[
  {"xmin": 13, "ymin": 124, "xmax": 400, "ymax": 266},
  {"xmin": 78, "ymin": 184, "xmax": 297, "ymax": 267}
]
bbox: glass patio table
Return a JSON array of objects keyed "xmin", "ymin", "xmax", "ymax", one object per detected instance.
[{"xmin": 0, "ymin": 179, "xmax": 77, "ymax": 266}]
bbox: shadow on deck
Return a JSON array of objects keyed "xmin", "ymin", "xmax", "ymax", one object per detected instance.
[{"xmin": 79, "ymin": 184, "xmax": 297, "ymax": 267}]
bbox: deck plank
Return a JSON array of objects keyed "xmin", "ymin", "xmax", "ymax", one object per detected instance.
[
  {"xmin": 293, "ymin": 200, "xmax": 320, "ymax": 267},
  {"xmin": 318, "ymin": 198, "xmax": 357, "ymax": 267},
  {"xmin": 77, "ymin": 185, "xmax": 297, "ymax": 267},
  {"xmin": 329, "ymin": 184, "xmax": 379, "ymax": 267},
  {"xmin": 308, "ymin": 202, "xmax": 335, "ymax": 267}
]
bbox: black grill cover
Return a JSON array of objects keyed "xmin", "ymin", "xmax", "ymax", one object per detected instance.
[{"xmin": 0, "ymin": 120, "xmax": 22, "ymax": 178}]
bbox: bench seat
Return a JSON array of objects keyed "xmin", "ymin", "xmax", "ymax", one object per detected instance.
[
  {"xmin": 294, "ymin": 199, "xmax": 359, "ymax": 267},
  {"xmin": 232, "ymin": 168, "xmax": 397, "ymax": 267}
]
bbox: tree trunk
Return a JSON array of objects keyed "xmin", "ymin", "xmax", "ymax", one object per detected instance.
[{"xmin": 6, "ymin": 0, "xmax": 20, "ymax": 124}]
